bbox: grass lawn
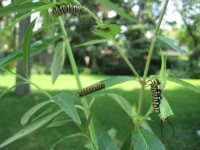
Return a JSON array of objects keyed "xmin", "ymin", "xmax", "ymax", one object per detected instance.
[{"xmin": 0, "ymin": 74, "xmax": 200, "ymax": 150}]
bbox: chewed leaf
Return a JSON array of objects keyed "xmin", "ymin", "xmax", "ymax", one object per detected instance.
[
  {"xmin": 93, "ymin": 24, "xmax": 121, "ymax": 39},
  {"xmin": 160, "ymin": 97, "xmax": 174, "ymax": 120}
]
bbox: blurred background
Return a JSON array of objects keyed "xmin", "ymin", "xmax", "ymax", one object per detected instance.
[{"xmin": 0, "ymin": 0, "xmax": 200, "ymax": 149}]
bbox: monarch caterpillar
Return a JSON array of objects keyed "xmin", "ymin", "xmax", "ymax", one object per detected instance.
[
  {"xmin": 52, "ymin": 3, "xmax": 82, "ymax": 17},
  {"xmin": 147, "ymin": 79, "xmax": 175, "ymax": 137},
  {"xmin": 94, "ymin": 26, "xmax": 111, "ymax": 33},
  {"xmin": 78, "ymin": 82, "xmax": 105, "ymax": 97}
]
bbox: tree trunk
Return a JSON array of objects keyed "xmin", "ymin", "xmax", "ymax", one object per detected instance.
[{"xmin": 15, "ymin": 17, "xmax": 31, "ymax": 96}]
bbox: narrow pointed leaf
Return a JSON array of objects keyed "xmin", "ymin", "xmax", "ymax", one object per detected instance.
[
  {"xmin": 0, "ymin": 35, "xmax": 62, "ymax": 68},
  {"xmin": 76, "ymin": 38, "xmax": 110, "ymax": 47},
  {"xmin": 0, "ymin": 110, "xmax": 61, "ymax": 148},
  {"xmin": 0, "ymin": 2, "xmax": 46, "ymax": 17},
  {"xmin": 49, "ymin": 133, "xmax": 85, "ymax": 150},
  {"xmin": 132, "ymin": 128, "xmax": 166, "ymax": 150},
  {"xmin": 47, "ymin": 119, "xmax": 72, "ymax": 128},
  {"xmin": 93, "ymin": 118, "xmax": 120, "ymax": 150},
  {"xmin": 167, "ymin": 77, "xmax": 200, "ymax": 93},
  {"xmin": 21, "ymin": 101, "xmax": 51, "ymax": 126},
  {"xmin": 157, "ymin": 35, "xmax": 182, "ymax": 52},
  {"xmin": 101, "ymin": 76, "xmax": 133, "ymax": 87},
  {"xmin": 23, "ymin": 19, "xmax": 36, "ymax": 78},
  {"xmin": 51, "ymin": 42, "xmax": 65, "ymax": 84},
  {"xmin": 95, "ymin": 0, "xmax": 134, "ymax": 22},
  {"xmin": 107, "ymin": 93, "xmax": 132, "ymax": 118},
  {"xmin": 52, "ymin": 92, "xmax": 81, "ymax": 124}
]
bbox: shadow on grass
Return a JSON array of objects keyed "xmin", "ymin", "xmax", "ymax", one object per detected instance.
[{"xmin": 0, "ymin": 86, "xmax": 199, "ymax": 150}]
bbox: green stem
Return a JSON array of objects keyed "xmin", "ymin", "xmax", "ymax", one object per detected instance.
[
  {"xmin": 57, "ymin": 16, "xmax": 97, "ymax": 150},
  {"xmin": 113, "ymin": 40, "xmax": 141, "ymax": 82},
  {"xmin": 82, "ymin": 6, "xmax": 103, "ymax": 24},
  {"xmin": 136, "ymin": 0, "xmax": 169, "ymax": 121}
]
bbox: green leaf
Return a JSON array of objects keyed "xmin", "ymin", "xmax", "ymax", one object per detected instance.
[
  {"xmin": 132, "ymin": 128, "xmax": 166, "ymax": 150},
  {"xmin": 101, "ymin": 76, "xmax": 133, "ymax": 88},
  {"xmin": 49, "ymin": 133, "xmax": 85, "ymax": 150},
  {"xmin": 121, "ymin": 134, "xmax": 133, "ymax": 150},
  {"xmin": 93, "ymin": 118, "xmax": 120, "ymax": 150},
  {"xmin": 47, "ymin": 119, "xmax": 72, "ymax": 128},
  {"xmin": 159, "ymin": 51, "xmax": 168, "ymax": 89},
  {"xmin": 107, "ymin": 93, "xmax": 132, "ymax": 118},
  {"xmin": 0, "ymin": 2, "xmax": 57, "ymax": 33},
  {"xmin": 93, "ymin": 24, "xmax": 121, "ymax": 39},
  {"xmin": 0, "ymin": 2, "xmax": 46, "ymax": 17},
  {"xmin": 0, "ymin": 110, "xmax": 62, "ymax": 148},
  {"xmin": 167, "ymin": 77, "xmax": 200, "ymax": 93},
  {"xmin": 21, "ymin": 101, "xmax": 52, "ymax": 126},
  {"xmin": 95, "ymin": 0, "xmax": 134, "ymax": 22},
  {"xmin": 51, "ymin": 42, "xmax": 65, "ymax": 84},
  {"xmin": 52, "ymin": 92, "xmax": 81, "ymax": 124},
  {"xmin": 76, "ymin": 38, "xmax": 110, "ymax": 47},
  {"xmin": 0, "ymin": 35, "xmax": 62, "ymax": 68},
  {"xmin": 107, "ymin": 128, "xmax": 117, "ymax": 141},
  {"xmin": 160, "ymin": 97, "xmax": 174, "ymax": 120},
  {"xmin": 23, "ymin": 19, "xmax": 36, "ymax": 78},
  {"xmin": 157, "ymin": 35, "xmax": 182, "ymax": 52}
]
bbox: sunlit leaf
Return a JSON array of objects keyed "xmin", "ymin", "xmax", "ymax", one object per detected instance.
[{"xmin": 93, "ymin": 24, "xmax": 121, "ymax": 39}]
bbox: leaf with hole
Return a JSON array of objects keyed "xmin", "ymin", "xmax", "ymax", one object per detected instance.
[{"xmin": 93, "ymin": 24, "xmax": 121, "ymax": 39}]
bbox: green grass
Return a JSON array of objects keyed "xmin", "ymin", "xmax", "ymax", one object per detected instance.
[{"xmin": 0, "ymin": 74, "xmax": 200, "ymax": 150}]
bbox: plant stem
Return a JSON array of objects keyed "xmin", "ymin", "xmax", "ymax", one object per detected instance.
[
  {"xmin": 136, "ymin": 0, "xmax": 169, "ymax": 117},
  {"xmin": 57, "ymin": 17, "xmax": 97, "ymax": 150},
  {"xmin": 82, "ymin": 6, "xmax": 103, "ymax": 24},
  {"xmin": 113, "ymin": 40, "xmax": 141, "ymax": 82}
]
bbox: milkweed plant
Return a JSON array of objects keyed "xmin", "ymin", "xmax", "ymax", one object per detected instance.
[{"xmin": 0, "ymin": 0, "xmax": 200, "ymax": 149}]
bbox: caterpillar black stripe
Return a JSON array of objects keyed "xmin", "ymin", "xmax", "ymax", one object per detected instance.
[
  {"xmin": 147, "ymin": 79, "xmax": 175, "ymax": 137},
  {"xmin": 52, "ymin": 3, "xmax": 82, "ymax": 16},
  {"xmin": 78, "ymin": 82, "xmax": 105, "ymax": 97},
  {"xmin": 94, "ymin": 26, "xmax": 111, "ymax": 33}
]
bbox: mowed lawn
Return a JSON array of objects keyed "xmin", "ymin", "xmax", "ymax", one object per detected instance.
[{"xmin": 0, "ymin": 74, "xmax": 200, "ymax": 150}]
